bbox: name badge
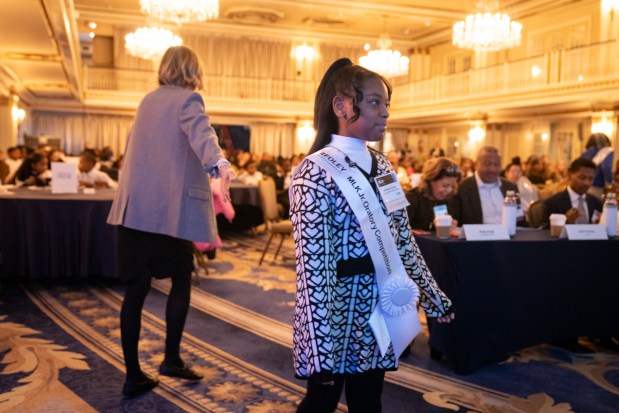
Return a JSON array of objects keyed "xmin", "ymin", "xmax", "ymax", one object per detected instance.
[{"xmin": 374, "ymin": 172, "xmax": 410, "ymax": 214}]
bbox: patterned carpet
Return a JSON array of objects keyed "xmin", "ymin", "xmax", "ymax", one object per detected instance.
[{"xmin": 0, "ymin": 231, "xmax": 618, "ymax": 412}]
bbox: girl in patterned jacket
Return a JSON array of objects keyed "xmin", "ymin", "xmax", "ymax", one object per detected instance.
[{"xmin": 289, "ymin": 58, "xmax": 455, "ymax": 413}]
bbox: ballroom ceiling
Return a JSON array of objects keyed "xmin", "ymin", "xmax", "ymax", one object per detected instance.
[{"xmin": 0, "ymin": 0, "xmax": 584, "ymax": 110}]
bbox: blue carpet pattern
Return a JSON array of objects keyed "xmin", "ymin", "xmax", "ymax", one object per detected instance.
[{"xmin": 0, "ymin": 232, "xmax": 618, "ymax": 412}]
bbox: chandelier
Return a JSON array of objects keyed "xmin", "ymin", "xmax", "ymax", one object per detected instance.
[
  {"xmin": 359, "ymin": 34, "xmax": 409, "ymax": 78},
  {"xmin": 452, "ymin": 11, "xmax": 522, "ymax": 52},
  {"xmin": 139, "ymin": 0, "xmax": 219, "ymax": 25},
  {"xmin": 125, "ymin": 27, "xmax": 183, "ymax": 60}
]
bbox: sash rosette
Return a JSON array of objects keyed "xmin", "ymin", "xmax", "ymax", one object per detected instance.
[{"xmin": 380, "ymin": 277, "xmax": 419, "ymax": 317}]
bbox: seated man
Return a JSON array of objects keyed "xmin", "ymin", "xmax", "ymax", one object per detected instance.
[
  {"xmin": 237, "ymin": 161, "xmax": 263, "ymax": 186},
  {"xmin": 448, "ymin": 146, "xmax": 520, "ymax": 225},
  {"xmin": 541, "ymin": 157, "xmax": 602, "ymax": 227},
  {"xmin": 78, "ymin": 152, "xmax": 117, "ymax": 188}
]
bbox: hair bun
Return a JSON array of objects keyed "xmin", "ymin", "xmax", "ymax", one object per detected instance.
[{"xmin": 511, "ymin": 156, "xmax": 521, "ymax": 165}]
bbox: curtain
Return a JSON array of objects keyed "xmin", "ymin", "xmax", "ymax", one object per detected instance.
[
  {"xmin": 249, "ymin": 122, "xmax": 295, "ymax": 158},
  {"xmin": 30, "ymin": 111, "xmax": 134, "ymax": 157}
]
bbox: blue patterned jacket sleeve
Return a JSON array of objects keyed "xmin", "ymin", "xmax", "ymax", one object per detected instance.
[{"xmin": 289, "ymin": 159, "xmax": 337, "ymax": 379}]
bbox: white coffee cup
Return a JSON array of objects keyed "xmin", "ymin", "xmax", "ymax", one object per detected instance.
[
  {"xmin": 435, "ymin": 214, "xmax": 452, "ymax": 239},
  {"xmin": 549, "ymin": 213, "xmax": 566, "ymax": 237}
]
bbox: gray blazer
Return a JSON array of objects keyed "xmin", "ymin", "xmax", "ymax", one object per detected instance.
[{"xmin": 107, "ymin": 85, "xmax": 225, "ymax": 243}]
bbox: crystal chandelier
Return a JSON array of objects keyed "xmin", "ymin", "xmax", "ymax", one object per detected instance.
[
  {"xmin": 452, "ymin": 11, "xmax": 522, "ymax": 52},
  {"xmin": 359, "ymin": 34, "xmax": 409, "ymax": 78},
  {"xmin": 125, "ymin": 27, "xmax": 183, "ymax": 61},
  {"xmin": 140, "ymin": 0, "xmax": 219, "ymax": 25}
]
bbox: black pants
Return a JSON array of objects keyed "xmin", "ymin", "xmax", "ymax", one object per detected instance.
[
  {"xmin": 296, "ymin": 369, "xmax": 385, "ymax": 413},
  {"xmin": 118, "ymin": 227, "xmax": 194, "ymax": 380}
]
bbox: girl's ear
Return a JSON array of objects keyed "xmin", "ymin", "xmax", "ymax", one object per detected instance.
[{"xmin": 332, "ymin": 96, "xmax": 347, "ymax": 119}]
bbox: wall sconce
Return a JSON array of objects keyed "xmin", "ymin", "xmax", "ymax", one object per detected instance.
[
  {"xmin": 602, "ymin": 0, "xmax": 619, "ymax": 13},
  {"xmin": 541, "ymin": 132, "xmax": 549, "ymax": 142},
  {"xmin": 12, "ymin": 106, "xmax": 25, "ymax": 124},
  {"xmin": 591, "ymin": 111, "xmax": 615, "ymax": 137},
  {"xmin": 291, "ymin": 43, "xmax": 316, "ymax": 63},
  {"xmin": 296, "ymin": 120, "xmax": 315, "ymax": 152}
]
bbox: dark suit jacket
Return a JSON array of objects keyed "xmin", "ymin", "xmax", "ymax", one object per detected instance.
[
  {"xmin": 541, "ymin": 189, "xmax": 602, "ymax": 227},
  {"xmin": 448, "ymin": 176, "xmax": 519, "ymax": 225}
]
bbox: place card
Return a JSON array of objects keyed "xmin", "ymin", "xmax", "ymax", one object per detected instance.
[
  {"xmin": 51, "ymin": 162, "xmax": 78, "ymax": 194},
  {"xmin": 559, "ymin": 224, "xmax": 608, "ymax": 240},
  {"xmin": 460, "ymin": 224, "xmax": 510, "ymax": 241}
]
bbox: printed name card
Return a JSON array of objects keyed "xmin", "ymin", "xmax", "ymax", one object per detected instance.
[
  {"xmin": 51, "ymin": 162, "xmax": 78, "ymax": 194},
  {"xmin": 460, "ymin": 224, "xmax": 510, "ymax": 241},
  {"xmin": 559, "ymin": 224, "xmax": 608, "ymax": 240}
]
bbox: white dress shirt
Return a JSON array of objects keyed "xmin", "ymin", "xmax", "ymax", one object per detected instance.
[
  {"xmin": 78, "ymin": 169, "xmax": 117, "ymax": 188},
  {"xmin": 567, "ymin": 185, "xmax": 589, "ymax": 223},
  {"xmin": 475, "ymin": 172, "xmax": 504, "ymax": 224}
]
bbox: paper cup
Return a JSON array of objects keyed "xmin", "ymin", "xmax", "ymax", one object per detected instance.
[
  {"xmin": 549, "ymin": 213, "xmax": 566, "ymax": 237},
  {"xmin": 435, "ymin": 214, "xmax": 452, "ymax": 239}
]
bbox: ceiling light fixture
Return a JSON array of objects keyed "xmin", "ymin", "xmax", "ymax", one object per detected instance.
[
  {"xmin": 139, "ymin": 0, "xmax": 219, "ymax": 25},
  {"xmin": 452, "ymin": 1, "xmax": 522, "ymax": 52},
  {"xmin": 125, "ymin": 26, "xmax": 183, "ymax": 61},
  {"xmin": 359, "ymin": 16, "xmax": 409, "ymax": 78}
]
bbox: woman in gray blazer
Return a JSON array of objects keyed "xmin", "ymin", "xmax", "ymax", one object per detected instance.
[{"xmin": 107, "ymin": 46, "xmax": 234, "ymax": 397}]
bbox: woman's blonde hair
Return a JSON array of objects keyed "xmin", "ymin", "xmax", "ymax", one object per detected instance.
[
  {"xmin": 417, "ymin": 157, "xmax": 461, "ymax": 197},
  {"xmin": 158, "ymin": 46, "xmax": 203, "ymax": 90}
]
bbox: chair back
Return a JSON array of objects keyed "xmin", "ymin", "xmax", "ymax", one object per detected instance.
[
  {"xmin": 258, "ymin": 177, "xmax": 280, "ymax": 223},
  {"xmin": 527, "ymin": 200, "xmax": 544, "ymax": 228}
]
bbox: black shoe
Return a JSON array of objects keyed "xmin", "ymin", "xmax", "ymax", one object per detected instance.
[
  {"xmin": 122, "ymin": 374, "xmax": 159, "ymax": 397},
  {"xmin": 430, "ymin": 347, "xmax": 443, "ymax": 360},
  {"xmin": 592, "ymin": 337, "xmax": 619, "ymax": 352},
  {"xmin": 159, "ymin": 361, "xmax": 204, "ymax": 380}
]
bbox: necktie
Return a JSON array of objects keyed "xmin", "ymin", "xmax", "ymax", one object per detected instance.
[{"xmin": 576, "ymin": 195, "xmax": 588, "ymax": 224}]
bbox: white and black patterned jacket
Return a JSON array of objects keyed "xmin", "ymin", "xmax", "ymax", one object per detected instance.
[{"xmin": 289, "ymin": 149, "xmax": 452, "ymax": 380}]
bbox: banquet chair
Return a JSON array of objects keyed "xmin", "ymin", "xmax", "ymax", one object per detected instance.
[
  {"xmin": 527, "ymin": 200, "xmax": 545, "ymax": 228},
  {"xmin": 192, "ymin": 245, "xmax": 208, "ymax": 285},
  {"xmin": 257, "ymin": 177, "xmax": 293, "ymax": 265}
]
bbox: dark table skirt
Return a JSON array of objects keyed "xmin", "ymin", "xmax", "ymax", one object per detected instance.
[{"xmin": 415, "ymin": 229, "xmax": 619, "ymax": 374}]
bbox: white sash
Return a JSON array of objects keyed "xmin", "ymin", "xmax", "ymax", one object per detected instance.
[{"xmin": 308, "ymin": 146, "xmax": 421, "ymax": 358}]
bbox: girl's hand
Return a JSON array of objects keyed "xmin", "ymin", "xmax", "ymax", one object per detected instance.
[{"xmin": 436, "ymin": 312, "xmax": 455, "ymax": 323}]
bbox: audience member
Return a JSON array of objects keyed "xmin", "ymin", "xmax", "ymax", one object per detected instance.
[
  {"xmin": 0, "ymin": 150, "xmax": 9, "ymax": 184},
  {"xmin": 429, "ymin": 146, "xmax": 445, "ymax": 158},
  {"xmin": 78, "ymin": 152, "xmax": 118, "ymax": 188},
  {"xmin": 237, "ymin": 161, "xmax": 263, "ymax": 185},
  {"xmin": 405, "ymin": 157, "xmax": 461, "ymax": 230},
  {"xmin": 504, "ymin": 157, "xmax": 539, "ymax": 212},
  {"xmin": 580, "ymin": 132, "xmax": 614, "ymax": 199},
  {"xmin": 8, "ymin": 152, "xmax": 51, "ymax": 187},
  {"xmin": 4, "ymin": 146, "xmax": 22, "ymax": 181},
  {"xmin": 524, "ymin": 155, "xmax": 546, "ymax": 184},
  {"xmin": 541, "ymin": 157, "xmax": 602, "ymax": 227},
  {"xmin": 459, "ymin": 157, "xmax": 474, "ymax": 179},
  {"xmin": 546, "ymin": 160, "xmax": 568, "ymax": 184},
  {"xmin": 448, "ymin": 146, "xmax": 519, "ymax": 225},
  {"xmin": 387, "ymin": 150, "xmax": 411, "ymax": 190}
]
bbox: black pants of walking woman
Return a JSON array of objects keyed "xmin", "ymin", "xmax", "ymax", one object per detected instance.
[
  {"xmin": 120, "ymin": 271, "xmax": 191, "ymax": 379},
  {"xmin": 117, "ymin": 226, "xmax": 194, "ymax": 380},
  {"xmin": 296, "ymin": 369, "xmax": 385, "ymax": 413}
]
